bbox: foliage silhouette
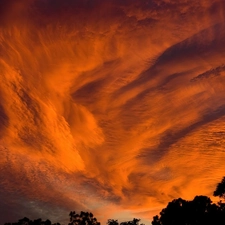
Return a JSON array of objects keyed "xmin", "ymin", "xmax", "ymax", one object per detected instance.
[
  {"xmin": 4, "ymin": 177, "xmax": 225, "ymax": 225},
  {"xmin": 68, "ymin": 211, "xmax": 100, "ymax": 225},
  {"xmin": 151, "ymin": 196, "xmax": 225, "ymax": 225},
  {"xmin": 4, "ymin": 217, "xmax": 55, "ymax": 225},
  {"xmin": 107, "ymin": 219, "xmax": 119, "ymax": 225},
  {"xmin": 214, "ymin": 176, "xmax": 225, "ymax": 199},
  {"xmin": 4, "ymin": 211, "xmax": 101, "ymax": 225},
  {"xmin": 107, "ymin": 218, "xmax": 143, "ymax": 225},
  {"xmin": 151, "ymin": 177, "xmax": 225, "ymax": 225}
]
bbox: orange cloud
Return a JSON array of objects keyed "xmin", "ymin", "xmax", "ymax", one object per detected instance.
[{"xmin": 1, "ymin": 0, "xmax": 225, "ymax": 224}]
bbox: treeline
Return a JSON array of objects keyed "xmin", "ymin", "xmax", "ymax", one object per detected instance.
[
  {"xmin": 4, "ymin": 211, "xmax": 99, "ymax": 225},
  {"xmin": 152, "ymin": 176, "xmax": 225, "ymax": 225},
  {"xmin": 4, "ymin": 177, "xmax": 225, "ymax": 225}
]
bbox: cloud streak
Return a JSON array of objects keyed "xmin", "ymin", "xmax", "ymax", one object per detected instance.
[{"xmin": 1, "ymin": 0, "xmax": 225, "ymax": 224}]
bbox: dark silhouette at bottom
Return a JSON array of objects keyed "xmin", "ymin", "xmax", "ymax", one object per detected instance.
[{"xmin": 4, "ymin": 176, "xmax": 225, "ymax": 225}]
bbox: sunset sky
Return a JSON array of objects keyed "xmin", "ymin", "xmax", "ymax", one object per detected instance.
[{"xmin": 1, "ymin": 0, "xmax": 225, "ymax": 224}]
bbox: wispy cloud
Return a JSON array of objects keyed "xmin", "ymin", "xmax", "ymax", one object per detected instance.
[{"xmin": 1, "ymin": 0, "xmax": 225, "ymax": 224}]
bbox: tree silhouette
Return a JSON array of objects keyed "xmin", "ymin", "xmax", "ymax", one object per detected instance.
[
  {"xmin": 214, "ymin": 176, "xmax": 225, "ymax": 199},
  {"xmin": 120, "ymin": 218, "xmax": 140, "ymax": 225},
  {"xmin": 4, "ymin": 211, "xmax": 101, "ymax": 225},
  {"xmin": 107, "ymin": 218, "xmax": 143, "ymax": 225},
  {"xmin": 151, "ymin": 196, "xmax": 225, "ymax": 225},
  {"xmin": 18, "ymin": 217, "xmax": 31, "ymax": 225},
  {"xmin": 68, "ymin": 211, "xmax": 100, "ymax": 225},
  {"xmin": 107, "ymin": 219, "xmax": 119, "ymax": 225},
  {"xmin": 5, "ymin": 176, "xmax": 225, "ymax": 225},
  {"xmin": 4, "ymin": 218, "xmax": 54, "ymax": 225},
  {"xmin": 151, "ymin": 176, "xmax": 225, "ymax": 225}
]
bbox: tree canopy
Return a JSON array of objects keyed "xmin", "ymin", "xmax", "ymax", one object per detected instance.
[
  {"xmin": 214, "ymin": 176, "xmax": 225, "ymax": 199},
  {"xmin": 69, "ymin": 211, "xmax": 100, "ymax": 225},
  {"xmin": 152, "ymin": 176, "xmax": 225, "ymax": 225},
  {"xmin": 152, "ymin": 196, "xmax": 225, "ymax": 225},
  {"xmin": 107, "ymin": 218, "xmax": 142, "ymax": 225},
  {"xmin": 4, "ymin": 176, "xmax": 225, "ymax": 225}
]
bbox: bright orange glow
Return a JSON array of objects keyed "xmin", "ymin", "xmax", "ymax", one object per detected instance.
[{"xmin": 1, "ymin": 0, "xmax": 225, "ymax": 224}]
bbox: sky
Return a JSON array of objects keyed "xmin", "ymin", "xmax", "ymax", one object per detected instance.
[{"xmin": 1, "ymin": 0, "xmax": 225, "ymax": 224}]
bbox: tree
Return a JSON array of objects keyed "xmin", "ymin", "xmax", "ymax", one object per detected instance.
[
  {"xmin": 151, "ymin": 196, "xmax": 224, "ymax": 225},
  {"xmin": 4, "ymin": 218, "xmax": 54, "ymax": 225},
  {"xmin": 214, "ymin": 176, "xmax": 225, "ymax": 199},
  {"xmin": 107, "ymin": 218, "xmax": 143, "ymax": 225},
  {"xmin": 18, "ymin": 217, "xmax": 31, "ymax": 225},
  {"xmin": 120, "ymin": 218, "xmax": 140, "ymax": 225},
  {"xmin": 68, "ymin": 211, "xmax": 100, "ymax": 225},
  {"xmin": 107, "ymin": 219, "xmax": 119, "ymax": 225}
]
